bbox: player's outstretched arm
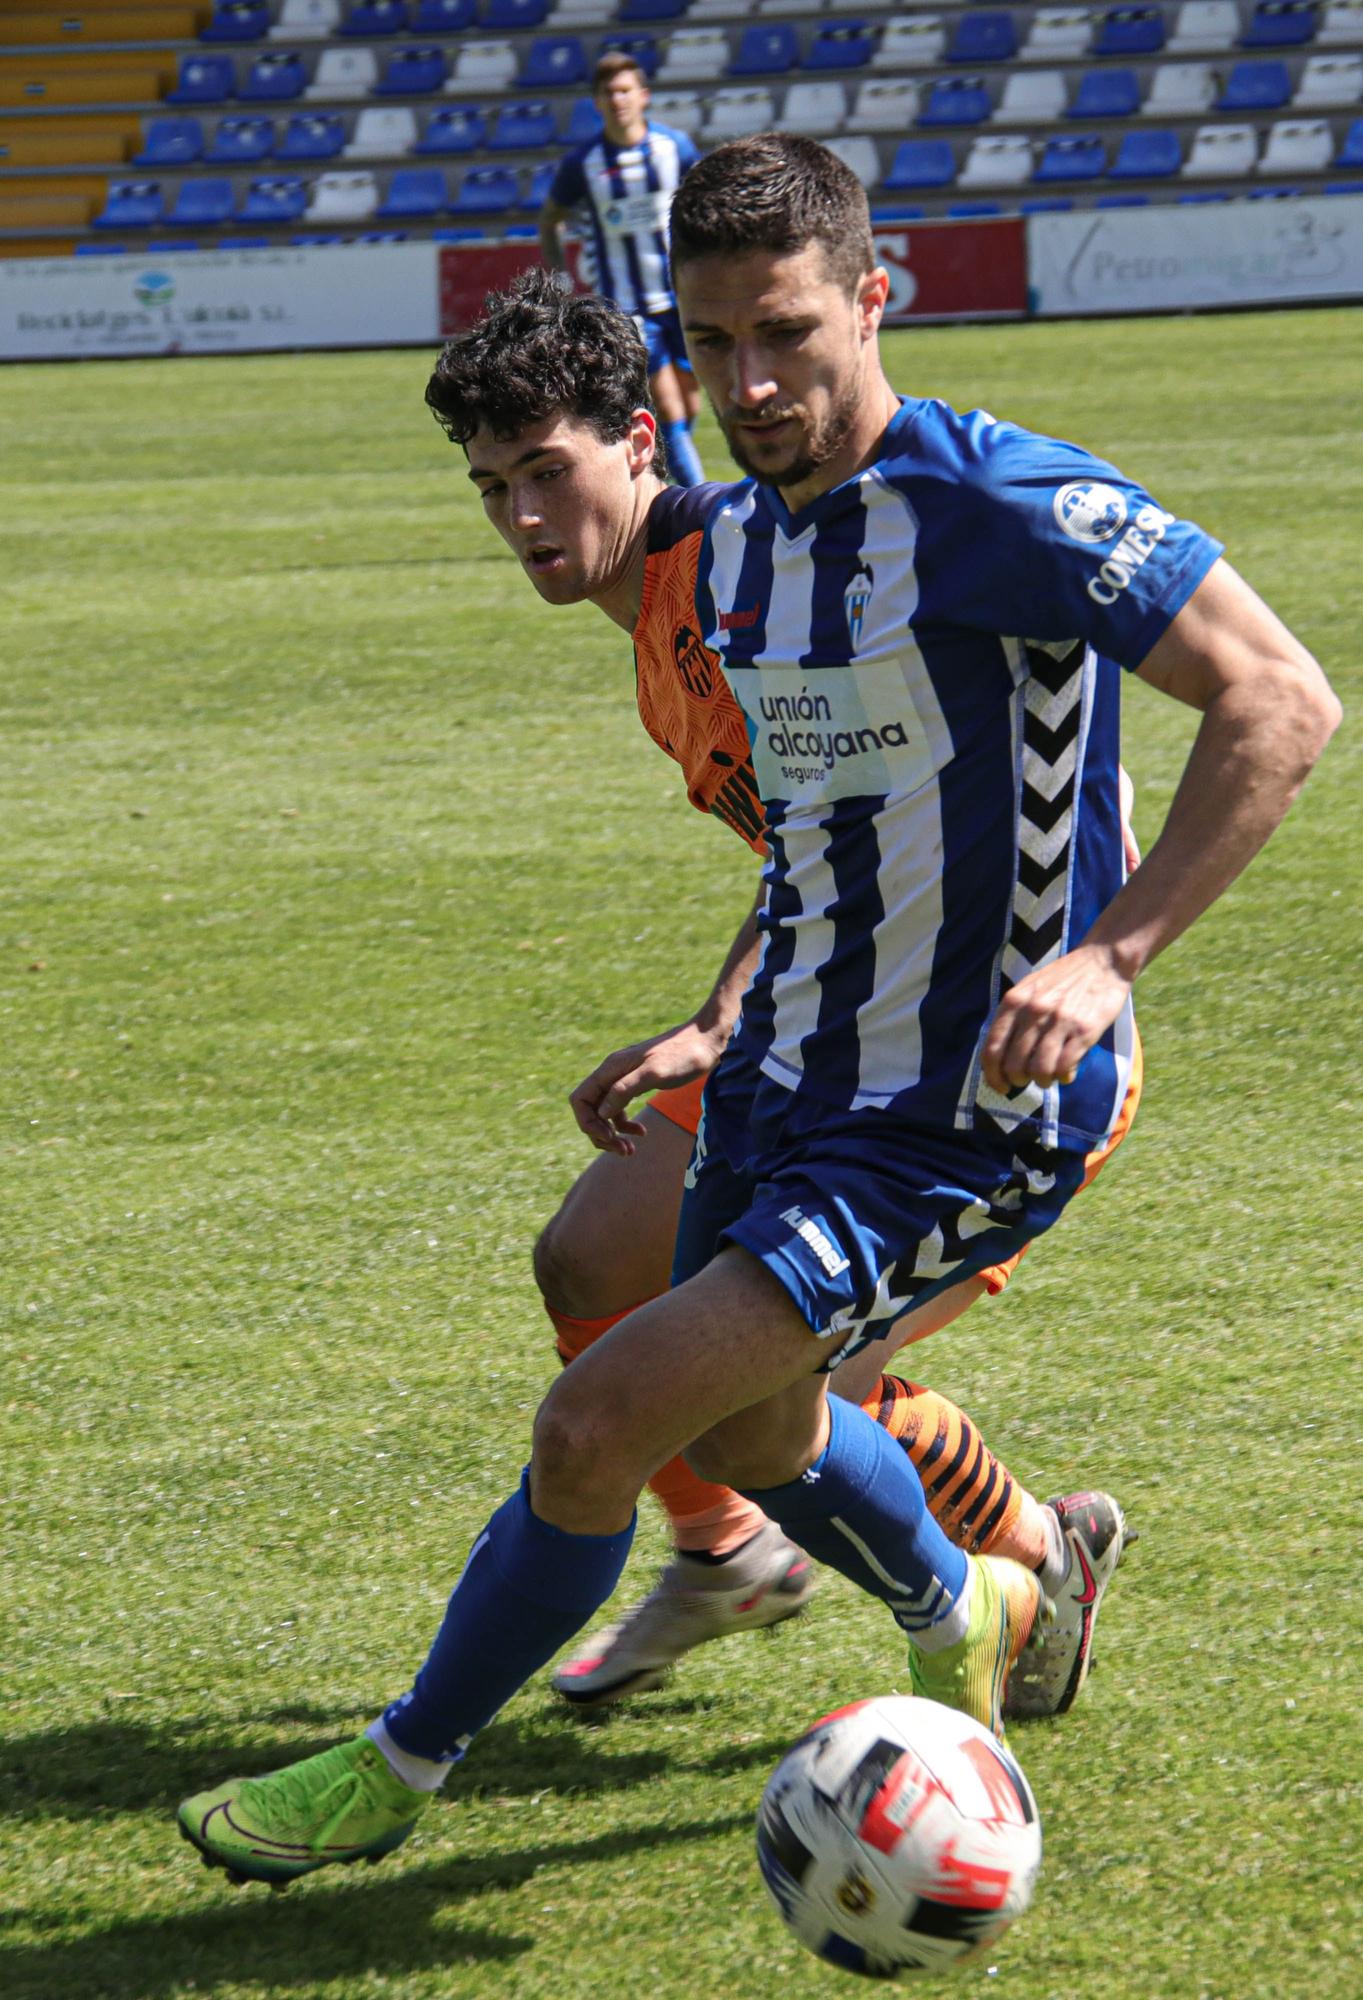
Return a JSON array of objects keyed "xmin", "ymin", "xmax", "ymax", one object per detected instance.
[
  {"xmin": 570, "ymin": 886, "xmax": 764, "ymax": 1153},
  {"xmin": 983, "ymin": 558, "xmax": 1341, "ymax": 1094}
]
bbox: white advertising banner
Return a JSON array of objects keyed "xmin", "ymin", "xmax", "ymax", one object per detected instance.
[
  {"xmin": 1029, "ymin": 197, "xmax": 1363, "ymax": 317},
  {"xmin": 0, "ymin": 243, "xmax": 440, "ymax": 360}
]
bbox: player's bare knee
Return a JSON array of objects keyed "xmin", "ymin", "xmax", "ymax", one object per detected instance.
[
  {"xmin": 531, "ymin": 1207, "xmax": 600, "ymax": 1319},
  {"xmin": 530, "ymin": 1374, "xmax": 625, "ymax": 1499}
]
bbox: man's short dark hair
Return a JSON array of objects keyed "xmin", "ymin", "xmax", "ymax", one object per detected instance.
[
  {"xmin": 592, "ymin": 50, "xmax": 648, "ymax": 92},
  {"xmin": 670, "ymin": 133, "xmax": 875, "ymax": 295},
  {"xmin": 425, "ymin": 267, "xmax": 662, "ymax": 468}
]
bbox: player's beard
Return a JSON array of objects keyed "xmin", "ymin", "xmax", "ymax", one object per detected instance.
[{"xmin": 717, "ymin": 373, "xmax": 863, "ymax": 492}]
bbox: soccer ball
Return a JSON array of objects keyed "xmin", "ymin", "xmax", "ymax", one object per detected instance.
[{"xmin": 756, "ymin": 1696, "xmax": 1042, "ymax": 1979}]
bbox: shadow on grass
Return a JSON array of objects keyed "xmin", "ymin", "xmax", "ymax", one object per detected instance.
[
  {"xmin": 0, "ymin": 1700, "xmax": 786, "ymax": 1823},
  {"xmin": 1, "ymin": 1811, "xmax": 751, "ymax": 1999}
]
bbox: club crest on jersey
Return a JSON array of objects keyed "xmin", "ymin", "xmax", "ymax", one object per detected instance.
[
  {"xmin": 844, "ymin": 562, "xmax": 874, "ymax": 651},
  {"xmin": 1053, "ymin": 481, "xmax": 1128, "ymax": 545},
  {"xmin": 673, "ymin": 622, "xmax": 716, "ymax": 700}
]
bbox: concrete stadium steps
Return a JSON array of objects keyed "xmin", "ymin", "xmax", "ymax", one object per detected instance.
[
  {"xmin": 0, "ymin": 117, "xmax": 141, "ymax": 167},
  {"xmin": 0, "ymin": 184, "xmax": 101, "ymax": 229},
  {"xmin": 1, "ymin": 8, "xmax": 208, "ymax": 46}
]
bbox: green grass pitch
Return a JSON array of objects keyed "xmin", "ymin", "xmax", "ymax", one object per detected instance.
[{"xmin": 2, "ymin": 307, "xmax": 1360, "ymax": 2000}]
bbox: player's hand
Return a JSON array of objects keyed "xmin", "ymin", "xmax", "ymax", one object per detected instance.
[
  {"xmin": 569, "ymin": 1021, "xmax": 727, "ymax": 1155},
  {"xmin": 1118, "ymin": 763, "xmax": 1141, "ymax": 874},
  {"xmin": 980, "ymin": 944, "xmax": 1132, "ymax": 1095}
]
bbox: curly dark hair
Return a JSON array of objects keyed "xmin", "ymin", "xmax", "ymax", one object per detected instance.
[
  {"xmin": 670, "ymin": 134, "xmax": 875, "ymax": 296},
  {"xmin": 425, "ymin": 268, "xmax": 663, "ymax": 470}
]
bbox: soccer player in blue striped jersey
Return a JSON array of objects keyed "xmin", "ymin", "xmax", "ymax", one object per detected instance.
[
  {"xmin": 539, "ymin": 52, "xmax": 705, "ymax": 486},
  {"xmin": 176, "ymin": 141, "xmax": 1338, "ymax": 1894}
]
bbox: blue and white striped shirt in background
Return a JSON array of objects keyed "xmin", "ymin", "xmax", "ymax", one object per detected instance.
[{"xmin": 549, "ymin": 121, "xmax": 700, "ymax": 319}]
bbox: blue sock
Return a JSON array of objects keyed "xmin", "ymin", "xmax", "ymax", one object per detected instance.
[
  {"xmin": 740, "ymin": 1393, "xmax": 969, "ymax": 1640},
  {"xmin": 382, "ymin": 1471, "xmax": 634, "ymax": 1762},
  {"xmin": 661, "ymin": 419, "xmax": 704, "ymax": 487}
]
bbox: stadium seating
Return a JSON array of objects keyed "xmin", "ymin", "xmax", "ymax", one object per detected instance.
[
  {"xmin": 1168, "ymin": 0, "xmax": 1240, "ymax": 50},
  {"xmin": 657, "ymin": 30, "xmax": 728, "ymax": 83},
  {"xmin": 376, "ymin": 46, "xmax": 448, "ymax": 93},
  {"xmin": 1142, "ymin": 62, "xmax": 1217, "ymax": 114},
  {"xmin": 1337, "ymin": 116, "xmax": 1363, "ymax": 162},
  {"xmin": 1242, "ymin": 0, "xmax": 1319, "ymax": 44},
  {"xmin": 950, "ymin": 199, "xmax": 1003, "ymax": 214},
  {"xmin": 93, "ymin": 181, "xmax": 165, "ymax": 229},
  {"xmin": 377, "ymin": 166, "xmax": 448, "ymax": 214},
  {"xmin": 342, "ymin": 0, "xmax": 410, "ymax": 33},
  {"xmin": 202, "ymin": 2, "xmax": 270, "ymax": 41},
  {"xmin": 852, "ymin": 79, "xmax": 919, "ymax": 130},
  {"xmin": 518, "ymin": 38, "xmax": 589, "ymax": 88},
  {"xmin": 874, "ymin": 18, "xmax": 948, "ymax": 68},
  {"xmin": 884, "ymin": 138, "xmax": 957, "ymax": 186},
  {"xmin": 446, "ymin": 41, "xmax": 518, "ymax": 91},
  {"xmin": 730, "ymin": 26, "xmax": 799, "ymax": 77},
  {"xmin": 995, "ymin": 69, "xmax": 1067, "ymax": 120},
  {"xmin": 1219, "ymin": 59, "xmax": 1293, "ymax": 107},
  {"xmin": 450, "ymin": 164, "xmax": 519, "ymax": 211},
  {"xmin": 1294, "ymin": 53, "xmax": 1363, "ymax": 103},
  {"xmin": 562, "ymin": 97, "xmax": 604, "ymax": 141},
  {"xmin": 276, "ymin": 112, "xmax": 346, "ymax": 156},
  {"xmin": 305, "ymin": 48, "xmax": 380, "ymax": 99},
  {"xmin": 206, "ymin": 115, "xmax": 275, "ymax": 162},
  {"xmin": 1069, "ymin": 68, "xmax": 1141, "ymax": 116},
  {"xmin": 1258, "ymin": 116, "xmax": 1334, "ymax": 168},
  {"xmin": 920, "ymin": 78, "xmax": 993, "ymax": 123},
  {"xmin": 524, "ymin": 161, "xmax": 556, "ymax": 205},
  {"xmin": 240, "ymin": 174, "xmax": 310, "ymax": 219},
  {"xmin": 486, "ymin": 0, "xmax": 550, "ymax": 23},
  {"xmin": 413, "ymin": 0, "xmax": 477, "ymax": 24},
  {"xmin": 135, "ymin": 117, "xmax": 205, "ymax": 166},
  {"xmin": 1095, "ymin": 6, "xmax": 1167, "ymax": 55},
  {"xmin": 272, "ymin": 0, "xmax": 342, "ymax": 37},
  {"xmin": 948, "ymin": 12, "xmax": 1018, "ymax": 63},
  {"xmin": 345, "ymin": 105, "xmax": 418, "ymax": 154},
  {"xmin": 304, "ymin": 168, "xmax": 380, "ymax": 219},
  {"xmin": 958, "ymin": 132, "xmax": 1033, "ymax": 183},
  {"xmin": 703, "ymin": 86, "xmax": 777, "ymax": 138},
  {"xmin": 826, "ymin": 135, "xmax": 881, "ymax": 184},
  {"xmin": 1319, "ymin": 0, "xmax": 1363, "ymax": 42},
  {"xmin": 777, "ymin": 81, "xmax": 849, "ymax": 133},
  {"xmin": 489, "ymin": 99, "xmax": 557, "ymax": 147},
  {"xmin": 1034, "ymin": 133, "xmax": 1107, "ymax": 179},
  {"xmin": 1183, "ymin": 122, "xmax": 1258, "ymax": 173},
  {"xmin": 415, "ymin": 106, "xmax": 487, "ymax": 150},
  {"xmin": 168, "ymin": 57, "xmax": 237, "ymax": 104},
  {"xmin": 804, "ymin": 23, "xmax": 876, "ymax": 70},
  {"xmin": 1020, "ymin": 10, "xmax": 1092, "ymax": 61},
  {"xmin": 650, "ymin": 88, "xmax": 703, "ymax": 131},
  {"xmin": 168, "ymin": 177, "xmax": 237, "ymax": 226},
  {"xmin": 1109, "ymin": 126, "xmax": 1183, "ymax": 174},
  {"xmin": 599, "ymin": 34, "xmax": 660, "ymax": 75},
  {"xmin": 241, "ymin": 52, "xmax": 308, "ymax": 101}
]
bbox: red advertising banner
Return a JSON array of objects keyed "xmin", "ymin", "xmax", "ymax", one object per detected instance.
[{"xmin": 875, "ymin": 218, "xmax": 1028, "ymax": 323}]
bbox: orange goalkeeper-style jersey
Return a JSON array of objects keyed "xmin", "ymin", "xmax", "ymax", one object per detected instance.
[{"xmin": 632, "ymin": 482, "xmax": 767, "ymax": 855}]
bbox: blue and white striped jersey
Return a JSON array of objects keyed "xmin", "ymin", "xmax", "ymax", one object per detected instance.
[
  {"xmin": 694, "ymin": 398, "xmax": 1223, "ymax": 1153},
  {"xmin": 549, "ymin": 121, "xmax": 699, "ymax": 319}
]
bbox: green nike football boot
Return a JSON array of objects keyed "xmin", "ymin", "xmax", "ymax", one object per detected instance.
[
  {"xmin": 178, "ymin": 1736, "xmax": 431, "ymax": 1887},
  {"xmin": 910, "ymin": 1555, "xmax": 1050, "ymax": 1742}
]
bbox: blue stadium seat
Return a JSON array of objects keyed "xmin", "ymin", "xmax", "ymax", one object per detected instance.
[
  {"xmin": 134, "ymin": 117, "xmax": 205, "ymax": 167},
  {"xmin": 376, "ymin": 45, "xmax": 449, "ymax": 92},
  {"xmin": 1337, "ymin": 118, "xmax": 1363, "ymax": 167},
  {"xmin": 451, "ymin": 165, "xmax": 520, "ymax": 212},
  {"xmin": 884, "ymin": 138, "xmax": 956, "ymax": 187},
  {"xmin": 1068, "ymin": 68, "xmax": 1140, "ymax": 117},
  {"xmin": 503, "ymin": 222, "xmax": 539, "ymax": 237},
  {"xmin": 1096, "ymin": 191, "xmax": 1150, "ymax": 205},
  {"xmin": 619, "ymin": 0, "xmax": 687, "ymax": 19},
  {"xmin": 240, "ymin": 175, "xmax": 310, "ymax": 221},
  {"xmin": 1246, "ymin": 184, "xmax": 1300, "ymax": 196},
  {"xmin": 730, "ymin": 25, "xmax": 799, "ymax": 76},
  {"xmin": 205, "ymin": 114, "xmax": 274, "ymax": 162},
  {"xmin": 378, "ymin": 166, "xmax": 448, "ymax": 215},
  {"xmin": 1093, "ymin": 5, "xmax": 1166, "ymax": 54},
  {"xmin": 359, "ymin": 229, "xmax": 409, "ymax": 240},
  {"xmin": 275, "ymin": 113, "xmax": 345, "ymax": 159},
  {"xmin": 523, "ymin": 159, "xmax": 555, "ymax": 206},
  {"xmin": 167, "ymin": 57, "xmax": 236, "ymax": 104},
  {"xmin": 599, "ymin": 34, "xmax": 659, "ymax": 75},
  {"xmin": 485, "ymin": 0, "xmax": 549, "ymax": 26},
  {"xmin": 292, "ymin": 232, "xmax": 344, "ymax": 244},
  {"xmin": 412, "ymin": 0, "xmax": 478, "ymax": 23},
  {"xmin": 157, "ymin": 240, "xmax": 202, "ymax": 251},
  {"xmin": 804, "ymin": 22, "xmax": 875, "ymax": 69},
  {"xmin": 415, "ymin": 106, "xmax": 487, "ymax": 152},
  {"xmin": 1177, "ymin": 188, "xmax": 1231, "ymax": 201},
  {"xmin": 240, "ymin": 53, "xmax": 307, "ymax": 101},
  {"xmin": 342, "ymin": 0, "xmax": 410, "ymax": 33},
  {"xmin": 77, "ymin": 242, "xmax": 130, "ymax": 254},
  {"xmin": 519, "ymin": 36, "xmax": 588, "ymax": 88},
  {"xmin": 1324, "ymin": 178, "xmax": 1363, "ymax": 192},
  {"xmin": 919, "ymin": 78, "xmax": 991, "ymax": 123},
  {"xmin": 870, "ymin": 203, "xmax": 926, "ymax": 219},
  {"xmin": 1218, "ymin": 58, "xmax": 1291, "ymax": 107},
  {"xmin": 1034, "ymin": 134, "xmax": 1106, "ymax": 179},
  {"xmin": 1020, "ymin": 195, "xmax": 1074, "ymax": 211},
  {"xmin": 562, "ymin": 97, "xmax": 603, "ymax": 144},
  {"xmin": 489, "ymin": 99, "xmax": 557, "ymax": 148},
  {"xmin": 1109, "ymin": 126, "xmax": 1181, "ymax": 175},
  {"xmin": 201, "ymin": 0, "xmax": 269, "ymax": 40},
  {"xmin": 93, "ymin": 180, "xmax": 165, "ymax": 228},
  {"xmin": 948, "ymin": 11, "xmax": 1018, "ymax": 62},
  {"xmin": 167, "ymin": 176, "xmax": 236, "ymax": 225},
  {"xmin": 948, "ymin": 199, "xmax": 1002, "ymax": 215},
  {"xmin": 220, "ymin": 235, "xmax": 271, "ymax": 246},
  {"xmin": 432, "ymin": 225, "xmax": 486, "ymax": 239},
  {"xmin": 1241, "ymin": 0, "xmax": 1317, "ymax": 43}
]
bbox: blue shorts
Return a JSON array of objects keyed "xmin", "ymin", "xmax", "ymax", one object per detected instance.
[
  {"xmin": 636, "ymin": 303, "xmax": 690, "ymax": 377},
  {"xmin": 672, "ymin": 1050, "xmax": 1088, "ymax": 1372}
]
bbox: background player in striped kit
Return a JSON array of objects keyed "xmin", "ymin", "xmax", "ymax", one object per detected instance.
[
  {"xmin": 177, "ymin": 159, "xmax": 1337, "ymax": 1888},
  {"xmin": 539, "ymin": 53, "xmax": 705, "ymax": 488}
]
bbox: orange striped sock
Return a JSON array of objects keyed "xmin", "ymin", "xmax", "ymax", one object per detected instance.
[{"xmin": 861, "ymin": 1374, "xmax": 1051, "ymax": 1571}]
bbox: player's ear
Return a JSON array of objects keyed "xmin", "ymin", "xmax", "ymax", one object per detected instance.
[
  {"xmin": 626, "ymin": 408, "xmax": 658, "ymax": 475},
  {"xmin": 858, "ymin": 266, "xmax": 891, "ymax": 340}
]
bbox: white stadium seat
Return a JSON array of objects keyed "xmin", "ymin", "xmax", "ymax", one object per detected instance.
[
  {"xmin": 851, "ymin": 78, "xmax": 920, "ymax": 130},
  {"xmin": 760, "ymin": 0, "xmax": 821, "ymax": 13},
  {"xmin": 993, "ymin": 68, "xmax": 1066, "ymax": 121},
  {"xmin": 1258, "ymin": 117, "xmax": 1334, "ymax": 172},
  {"xmin": 779, "ymin": 81, "xmax": 850, "ymax": 135},
  {"xmin": 1020, "ymin": 10, "xmax": 1091, "ymax": 61},
  {"xmin": 445, "ymin": 40, "xmax": 517, "ymax": 93},
  {"xmin": 1319, "ymin": 0, "xmax": 1363, "ymax": 43},
  {"xmin": 272, "ymin": 0, "xmax": 340, "ymax": 37},
  {"xmin": 345, "ymin": 106, "xmax": 418, "ymax": 158},
  {"xmin": 958, "ymin": 133, "xmax": 1033, "ymax": 185},
  {"xmin": 687, "ymin": 0, "xmax": 738, "ymax": 18},
  {"xmin": 1294, "ymin": 53, "xmax": 1363, "ymax": 106},
  {"xmin": 551, "ymin": 0, "xmax": 615, "ymax": 21},
  {"xmin": 305, "ymin": 47, "xmax": 379, "ymax": 99},
  {"xmin": 825, "ymin": 135, "xmax": 881, "ymax": 185},
  {"xmin": 650, "ymin": 89, "xmax": 705, "ymax": 134},
  {"xmin": 1142, "ymin": 62, "xmax": 1215, "ymax": 116},
  {"xmin": 305, "ymin": 169, "xmax": 379, "ymax": 222},
  {"xmin": 657, "ymin": 29, "xmax": 728, "ymax": 84},
  {"xmin": 873, "ymin": 17, "xmax": 946, "ymax": 68},
  {"xmin": 703, "ymin": 87, "xmax": 777, "ymax": 140},
  {"xmin": 1182, "ymin": 123, "xmax": 1258, "ymax": 177},
  {"xmin": 1168, "ymin": 0, "xmax": 1240, "ymax": 52}
]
